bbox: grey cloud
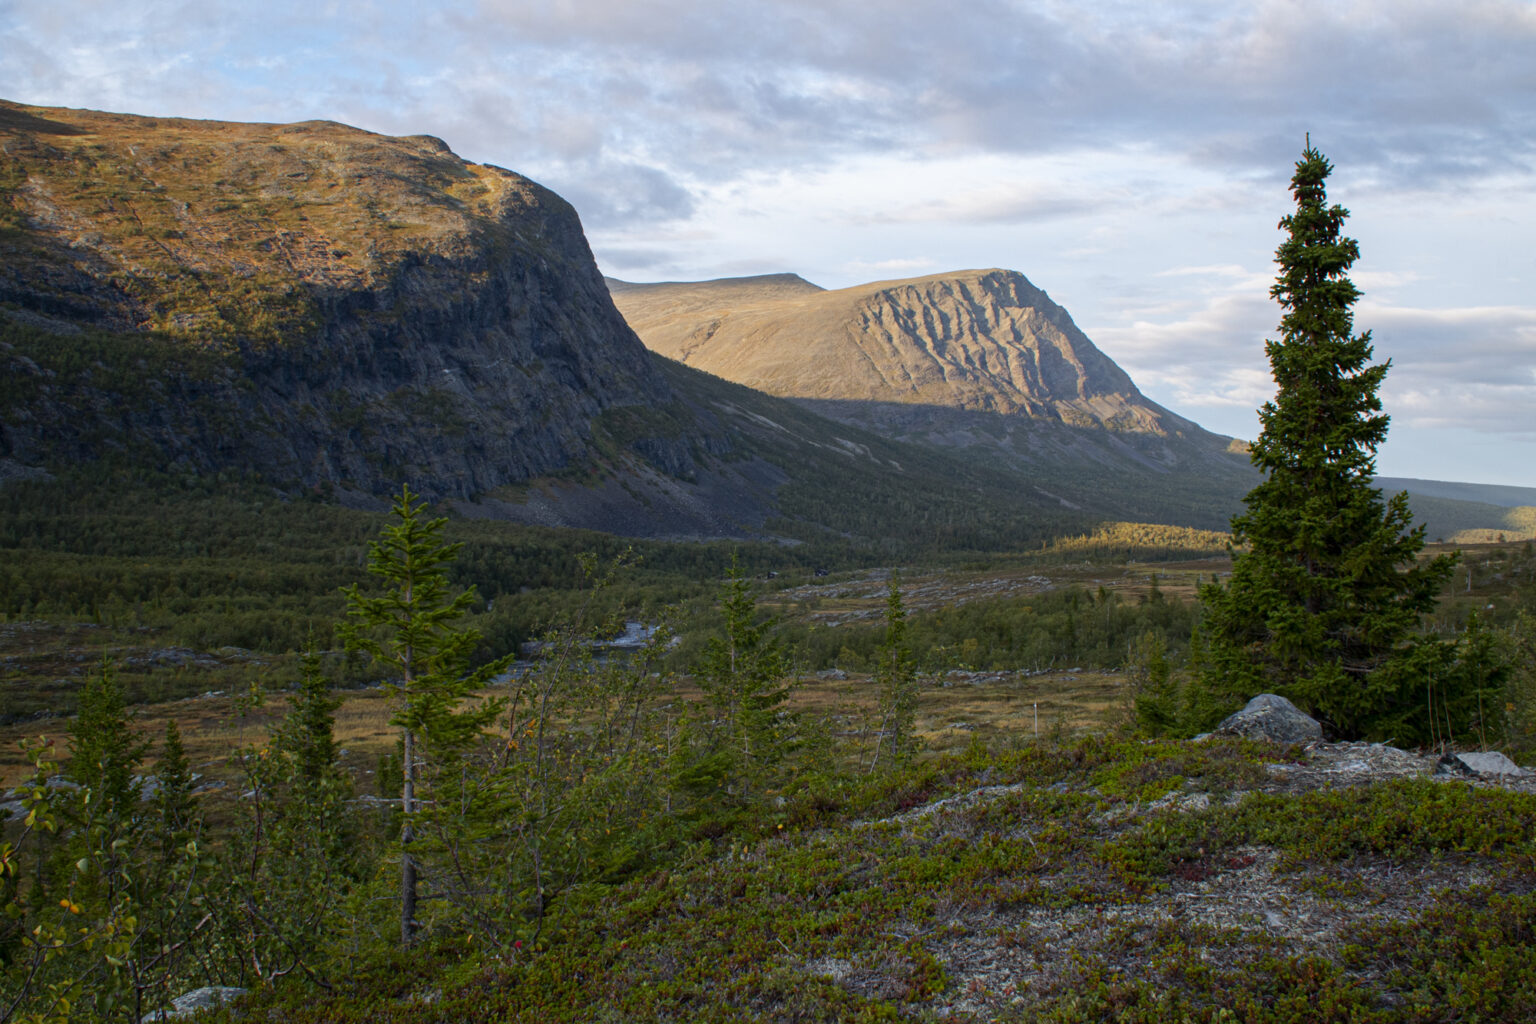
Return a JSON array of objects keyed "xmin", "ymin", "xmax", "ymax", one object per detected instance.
[
  {"xmin": 593, "ymin": 247, "xmax": 685, "ymax": 275},
  {"xmin": 1369, "ymin": 306, "xmax": 1536, "ymax": 410},
  {"xmin": 849, "ymin": 185, "xmax": 1105, "ymax": 227},
  {"xmin": 549, "ymin": 161, "xmax": 698, "ymax": 229},
  {"xmin": 1091, "ymin": 282, "xmax": 1536, "ymax": 445},
  {"xmin": 9, "ymin": 0, "xmax": 1535, "ymax": 197}
]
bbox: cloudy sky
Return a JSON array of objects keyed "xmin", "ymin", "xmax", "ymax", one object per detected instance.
[{"xmin": 4, "ymin": 0, "xmax": 1534, "ymax": 487}]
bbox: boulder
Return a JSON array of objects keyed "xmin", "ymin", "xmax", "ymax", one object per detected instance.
[
  {"xmin": 1439, "ymin": 751, "xmax": 1528, "ymax": 778},
  {"xmin": 139, "ymin": 986, "xmax": 246, "ymax": 1022},
  {"xmin": 1213, "ymin": 694, "xmax": 1322, "ymax": 744}
]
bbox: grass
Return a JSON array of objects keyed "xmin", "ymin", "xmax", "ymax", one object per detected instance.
[
  {"xmin": 0, "ymin": 664, "xmax": 1126, "ymax": 790},
  {"xmin": 1, "ymin": 102, "xmax": 535, "ymax": 347}
]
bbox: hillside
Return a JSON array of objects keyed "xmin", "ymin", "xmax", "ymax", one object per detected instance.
[
  {"xmin": 0, "ymin": 99, "xmax": 674, "ymax": 502},
  {"xmin": 152, "ymin": 733, "xmax": 1536, "ymax": 1023},
  {"xmin": 1375, "ymin": 478, "xmax": 1536, "ymax": 542},
  {"xmin": 610, "ymin": 268, "xmax": 1201, "ymax": 431}
]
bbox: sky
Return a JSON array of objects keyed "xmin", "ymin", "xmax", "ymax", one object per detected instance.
[{"xmin": 3, "ymin": 0, "xmax": 1534, "ymax": 487}]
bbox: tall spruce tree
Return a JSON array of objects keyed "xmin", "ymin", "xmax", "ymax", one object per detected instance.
[
  {"xmin": 339, "ymin": 486, "xmax": 508, "ymax": 946},
  {"xmin": 1197, "ymin": 143, "xmax": 1455, "ymax": 740},
  {"xmin": 68, "ymin": 659, "xmax": 149, "ymax": 821},
  {"xmin": 870, "ymin": 576, "xmax": 918, "ymax": 771}
]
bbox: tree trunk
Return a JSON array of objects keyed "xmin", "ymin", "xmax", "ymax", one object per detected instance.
[{"xmin": 401, "ymin": 726, "xmax": 417, "ymax": 946}]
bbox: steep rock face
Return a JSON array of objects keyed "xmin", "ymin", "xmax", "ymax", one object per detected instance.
[
  {"xmin": 609, "ymin": 268, "xmax": 1254, "ymax": 523},
  {"xmin": 610, "ymin": 268, "xmax": 1188, "ymax": 435},
  {"xmin": 0, "ymin": 100, "xmax": 672, "ymax": 500}
]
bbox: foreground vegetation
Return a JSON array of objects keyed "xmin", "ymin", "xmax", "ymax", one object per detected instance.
[
  {"xmin": 225, "ymin": 738, "xmax": 1536, "ymax": 1024},
  {"xmin": 3, "ymin": 480, "xmax": 1533, "ymax": 1021},
  {"xmin": 11, "ymin": 720, "xmax": 1536, "ymax": 1023}
]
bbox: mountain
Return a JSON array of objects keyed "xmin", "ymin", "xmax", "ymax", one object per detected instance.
[
  {"xmin": 1375, "ymin": 478, "xmax": 1536, "ymax": 510},
  {"xmin": 0, "ymin": 99, "xmax": 676, "ymax": 503},
  {"xmin": 610, "ymin": 268, "xmax": 1257, "ymax": 528},
  {"xmin": 14, "ymin": 100, "xmax": 1506, "ymax": 549},
  {"xmin": 611, "ymin": 268, "xmax": 1181, "ymax": 431},
  {"xmin": 0, "ymin": 101, "xmax": 1092, "ymax": 550}
]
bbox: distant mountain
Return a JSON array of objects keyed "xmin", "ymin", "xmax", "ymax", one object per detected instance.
[
  {"xmin": 610, "ymin": 268, "xmax": 1257, "ymax": 528},
  {"xmin": 610, "ymin": 268, "xmax": 1188, "ymax": 430},
  {"xmin": 1375, "ymin": 478, "xmax": 1536, "ymax": 510}
]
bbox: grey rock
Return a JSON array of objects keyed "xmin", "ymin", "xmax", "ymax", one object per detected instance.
[
  {"xmin": 1213, "ymin": 694, "xmax": 1323, "ymax": 744},
  {"xmin": 1443, "ymin": 751, "xmax": 1527, "ymax": 778},
  {"xmin": 139, "ymin": 986, "xmax": 246, "ymax": 1021}
]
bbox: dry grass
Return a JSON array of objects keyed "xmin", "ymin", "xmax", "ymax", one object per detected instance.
[
  {"xmin": 766, "ymin": 556, "xmax": 1231, "ymax": 626},
  {"xmin": 0, "ymin": 668, "xmax": 1130, "ymax": 791},
  {"xmin": 1, "ymin": 98, "xmax": 545, "ymax": 345}
]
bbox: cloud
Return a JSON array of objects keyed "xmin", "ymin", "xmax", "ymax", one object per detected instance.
[
  {"xmin": 592, "ymin": 247, "xmax": 684, "ymax": 276},
  {"xmin": 1367, "ymin": 303, "xmax": 1536, "ymax": 436},
  {"xmin": 550, "ymin": 161, "xmax": 698, "ymax": 228},
  {"xmin": 11, "ymin": 0, "xmax": 1535, "ymax": 197},
  {"xmin": 1088, "ymin": 272, "xmax": 1536, "ymax": 448},
  {"xmin": 848, "ymin": 182, "xmax": 1107, "ymax": 226}
]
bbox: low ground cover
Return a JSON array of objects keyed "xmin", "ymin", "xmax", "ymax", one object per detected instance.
[{"xmin": 220, "ymin": 736, "xmax": 1536, "ymax": 1023}]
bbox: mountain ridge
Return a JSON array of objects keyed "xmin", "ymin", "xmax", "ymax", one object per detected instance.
[
  {"xmin": 608, "ymin": 268, "xmax": 1190, "ymax": 431},
  {"xmin": 0, "ymin": 98, "xmax": 676, "ymax": 502},
  {"xmin": 0, "ymin": 100, "xmax": 1091, "ymax": 550},
  {"xmin": 608, "ymin": 267, "xmax": 1259, "ymax": 526},
  {"xmin": 606, "ymin": 267, "xmax": 1244, "ymax": 451}
]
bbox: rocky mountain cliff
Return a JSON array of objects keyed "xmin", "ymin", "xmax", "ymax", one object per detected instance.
[
  {"xmin": 610, "ymin": 269, "xmax": 1256, "ymax": 524},
  {"xmin": 611, "ymin": 268, "xmax": 1185, "ymax": 434},
  {"xmin": 0, "ymin": 100, "xmax": 683, "ymax": 503}
]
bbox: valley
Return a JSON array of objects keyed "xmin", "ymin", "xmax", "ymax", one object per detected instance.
[{"xmin": 3, "ymin": 98, "xmax": 1535, "ymax": 1023}]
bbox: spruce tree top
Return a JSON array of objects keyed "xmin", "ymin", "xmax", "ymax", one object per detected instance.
[{"xmin": 1252, "ymin": 144, "xmax": 1388, "ymax": 485}]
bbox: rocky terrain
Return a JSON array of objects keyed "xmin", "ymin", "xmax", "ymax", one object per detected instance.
[{"xmin": 880, "ymin": 734, "xmax": 1533, "ymax": 1020}]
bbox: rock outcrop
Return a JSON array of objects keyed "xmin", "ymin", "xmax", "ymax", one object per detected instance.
[
  {"xmin": 1440, "ymin": 751, "xmax": 1528, "ymax": 779},
  {"xmin": 1211, "ymin": 693, "xmax": 1324, "ymax": 744},
  {"xmin": 138, "ymin": 986, "xmax": 246, "ymax": 1022}
]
